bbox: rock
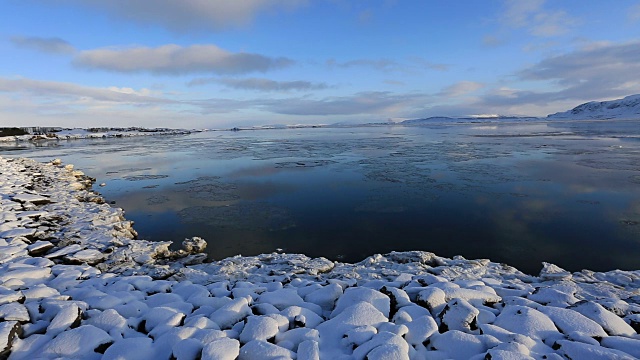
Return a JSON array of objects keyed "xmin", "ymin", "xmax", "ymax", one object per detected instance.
[
  {"xmin": 239, "ymin": 340, "xmax": 296, "ymax": 360},
  {"xmin": 538, "ymin": 305, "xmax": 607, "ymax": 338},
  {"xmin": 438, "ymin": 298, "xmax": 479, "ymax": 333},
  {"xmin": 65, "ymin": 249, "xmax": 105, "ymax": 265},
  {"xmin": 210, "ymin": 298, "xmax": 252, "ymax": 330},
  {"xmin": 492, "ymin": 305, "xmax": 559, "ymax": 341},
  {"xmin": 0, "ymin": 302, "xmax": 30, "ymax": 322},
  {"xmin": 352, "ymin": 331, "xmax": 410, "ymax": 360},
  {"xmin": 27, "ymin": 241, "xmax": 54, "ymax": 256},
  {"xmin": 239, "ymin": 316, "xmax": 280, "ymax": 343},
  {"xmin": 297, "ymin": 340, "xmax": 320, "ymax": 360},
  {"xmin": 41, "ymin": 325, "xmax": 113, "ymax": 358},
  {"xmin": 571, "ymin": 301, "xmax": 636, "ymax": 336},
  {"xmin": 0, "ymin": 321, "xmax": 21, "ymax": 358},
  {"xmin": 182, "ymin": 237, "xmax": 207, "ymax": 253},
  {"xmin": 47, "ymin": 304, "xmax": 82, "ymax": 336},
  {"xmin": 202, "ymin": 338, "xmax": 240, "ymax": 360},
  {"xmin": 555, "ymin": 340, "xmax": 635, "ymax": 360},
  {"xmin": 330, "ymin": 287, "xmax": 390, "ymax": 318},
  {"xmin": 102, "ymin": 337, "xmax": 157, "ymax": 360},
  {"xmin": 539, "ymin": 263, "xmax": 572, "ymax": 281},
  {"xmin": 11, "ymin": 193, "xmax": 53, "ymax": 205}
]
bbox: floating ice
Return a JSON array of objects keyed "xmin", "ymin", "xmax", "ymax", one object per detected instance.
[{"xmin": 0, "ymin": 155, "xmax": 639, "ymax": 359}]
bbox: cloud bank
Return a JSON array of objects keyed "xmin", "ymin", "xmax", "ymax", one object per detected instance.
[
  {"xmin": 59, "ymin": 0, "xmax": 307, "ymax": 32},
  {"xmin": 0, "ymin": 77, "xmax": 174, "ymax": 104},
  {"xmin": 74, "ymin": 45, "xmax": 294, "ymax": 75},
  {"xmin": 10, "ymin": 36, "xmax": 75, "ymax": 54},
  {"xmin": 189, "ymin": 77, "xmax": 328, "ymax": 91},
  {"xmin": 486, "ymin": 41, "xmax": 640, "ymax": 106}
]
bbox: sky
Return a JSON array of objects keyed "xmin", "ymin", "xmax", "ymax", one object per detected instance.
[{"xmin": 1, "ymin": 0, "xmax": 640, "ymax": 129}]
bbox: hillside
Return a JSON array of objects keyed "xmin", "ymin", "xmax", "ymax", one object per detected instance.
[{"xmin": 548, "ymin": 94, "xmax": 640, "ymax": 120}]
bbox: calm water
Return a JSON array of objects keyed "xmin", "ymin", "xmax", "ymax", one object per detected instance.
[{"xmin": 3, "ymin": 120, "xmax": 640, "ymax": 274}]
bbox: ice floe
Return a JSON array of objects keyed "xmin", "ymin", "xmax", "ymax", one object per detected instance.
[{"xmin": 0, "ymin": 155, "xmax": 639, "ymax": 359}]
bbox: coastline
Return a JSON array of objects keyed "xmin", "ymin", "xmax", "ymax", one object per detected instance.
[{"xmin": 0, "ymin": 156, "xmax": 639, "ymax": 359}]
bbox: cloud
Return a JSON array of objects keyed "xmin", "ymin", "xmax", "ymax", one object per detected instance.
[
  {"xmin": 438, "ymin": 81, "xmax": 484, "ymax": 97},
  {"xmin": 10, "ymin": 36, "xmax": 75, "ymax": 54},
  {"xmin": 470, "ymin": 41, "xmax": 640, "ymax": 113},
  {"xmin": 327, "ymin": 58, "xmax": 399, "ymax": 71},
  {"xmin": 326, "ymin": 57, "xmax": 449, "ymax": 73},
  {"xmin": 502, "ymin": 0, "xmax": 576, "ymax": 37},
  {"xmin": 262, "ymin": 91, "xmax": 430, "ymax": 116},
  {"xmin": 188, "ymin": 77, "xmax": 328, "ymax": 91},
  {"xmin": 630, "ymin": 3, "xmax": 640, "ymax": 22},
  {"xmin": 57, "ymin": 0, "xmax": 307, "ymax": 32},
  {"xmin": 74, "ymin": 44, "xmax": 294, "ymax": 75},
  {"xmin": 482, "ymin": 35, "xmax": 505, "ymax": 47},
  {"xmin": 0, "ymin": 77, "xmax": 175, "ymax": 105},
  {"xmin": 358, "ymin": 9, "xmax": 374, "ymax": 24}
]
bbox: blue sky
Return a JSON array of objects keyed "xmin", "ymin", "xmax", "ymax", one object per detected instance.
[{"xmin": 1, "ymin": 0, "xmax": 640, "ymax": 128}]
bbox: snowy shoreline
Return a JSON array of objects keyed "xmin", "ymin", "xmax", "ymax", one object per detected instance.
[
  {"xmin": 0, "ymin": 129, "xmax": 194, "ymax": 143},
  {"xmin": 0, "ymin": 156, "xmax": 639, "ymax": 359}
]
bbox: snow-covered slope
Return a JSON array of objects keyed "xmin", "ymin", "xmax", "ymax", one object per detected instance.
[{"xmin": 548, "ymin": 94, "xmax": 640, "ymax": 120}]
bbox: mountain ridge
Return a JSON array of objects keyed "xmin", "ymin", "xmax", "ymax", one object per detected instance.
[{"xmin": 547, "ymin": 94, "xmax": 640, "ymax": 120}]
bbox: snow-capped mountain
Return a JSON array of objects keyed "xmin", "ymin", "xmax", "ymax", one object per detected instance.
[{"xmin": 547, "ymin": 94, "xmax": 640, "ymax": 120}]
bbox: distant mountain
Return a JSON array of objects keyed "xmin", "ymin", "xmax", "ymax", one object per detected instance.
[
  {"xmin": 547, "ymin": 94, "xmax": 640, "ymax": 120},
  {"xmin": 401, "ymin": 117, "xmax": 456, "ymax": 125},
  {"xmin": 400, "ymin": 115, "xmax": 539, "ymax": 125}
]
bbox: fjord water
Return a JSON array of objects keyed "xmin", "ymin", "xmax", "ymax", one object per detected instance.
[{"xmin": 4, "ymin": 120, "xmax": 640, "ymax": 274}]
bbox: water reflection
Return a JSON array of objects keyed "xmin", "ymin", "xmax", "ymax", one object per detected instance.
[{"xmin": 4, "ymin": 121, "xmax": 640, "ymax": 274}]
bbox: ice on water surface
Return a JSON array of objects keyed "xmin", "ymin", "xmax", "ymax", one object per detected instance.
[
  {"xmin": 0, "ymin": 151, "xmax": 639, "ymax": 359},
  {"xmin": 3, "ymin": 121, "xmax": 640, "ymax": 274}
]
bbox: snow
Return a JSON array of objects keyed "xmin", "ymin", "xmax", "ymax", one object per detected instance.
[
  {"xmin": 0, "ymin": 155, "xmax": 639, "ymax": 359},
  {"xmin": 201, "ymin": 338, "xmax": 240, "ymax": 360},
  {"xmin": 40, "ymin": 325, "xmax": 112, "ymax": 359},
  {"xmin": 239, "ymin": 316, "xmax": 280, "ymax": 343},
  {"xmin": 547, "ymin": 94, "xmax": 640, "ymax": 120},
  {"xmin": 0, "ymin": 128, "xmax": 195, "ymax": 143}
]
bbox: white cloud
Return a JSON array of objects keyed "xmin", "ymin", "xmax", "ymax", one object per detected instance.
[
  {"xmin": 0, "ymin": 77, "xmax": 175, "ymax": 104},
  {"xmin": 0, "ymin": 77, "xmax": 197, "ymax": 127},
  {"xmin": 465, "ymin": 41, "xmax": 640, "ymax": 115},
  {"xmin": 438, "ymin": 81, "xmax": 484, "ymax": 97},
  {"xmin": 74, "ymin": 44, "xmax": 294, "ymax": 75},
  {"xmin": 0, "ymin": 76, "xmax": 434, "ymax": 125},
  {"xmin": 58, "ymin": 0, "xmax": 307, "ymax": 32},
  {"xmin": 10, "ymin": 36, "xmax": 75, "ymax": 54},
  {"xmin": 502, "ymin": 0, "xmax": 576, "ymax": 37},
  {"xmin": 189, "ymin": 77, "xmax": 328, "ymax": 91}
]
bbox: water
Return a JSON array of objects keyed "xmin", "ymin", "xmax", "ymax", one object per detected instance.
[{"xmin": 3, "ymin": 120, "xmax": 640, "ymax": 275}]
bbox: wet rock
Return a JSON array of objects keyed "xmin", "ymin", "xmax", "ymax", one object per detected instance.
[{"xmin": 182, "ymin": 237, "xmax": 207, "ymax": 254}]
